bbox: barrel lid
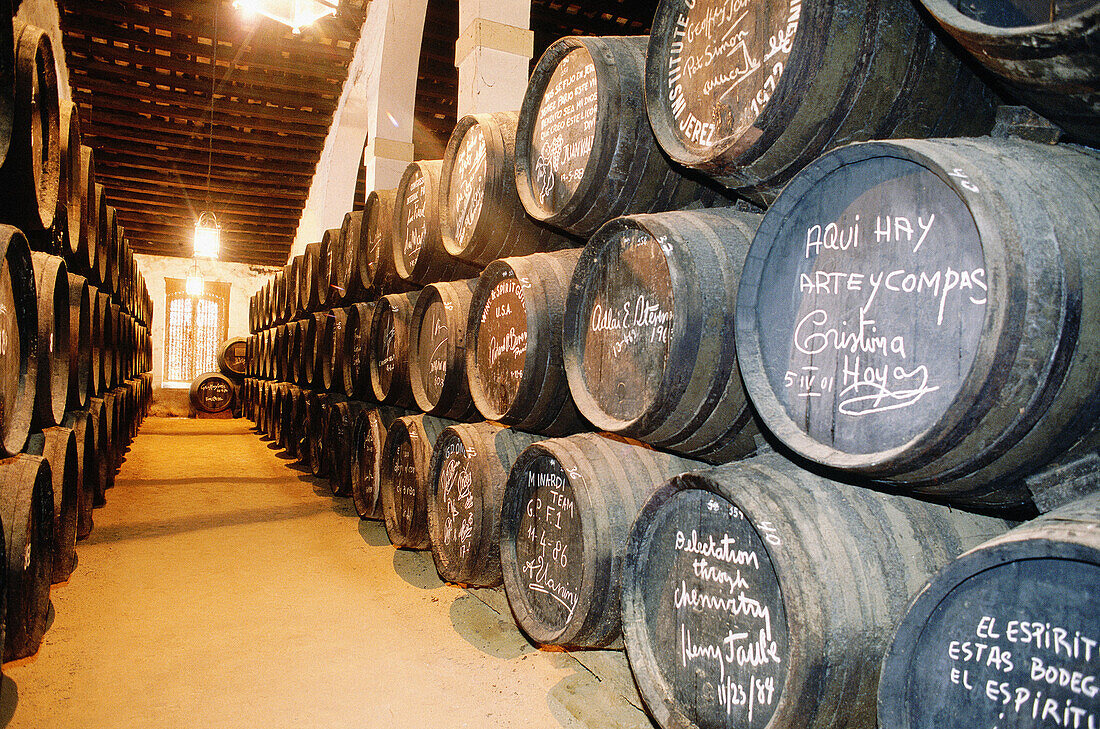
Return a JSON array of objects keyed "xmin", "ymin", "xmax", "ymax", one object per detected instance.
[
  {"xmin": 736, "ymin": 141, "xmax": 1000, "ymax": 472},
  {"xmin": 428, "ymin": 426, "xmax": 483, "ymax": 582},
  {"xmin": 444, "ymin": 120, "xmax": 490, "ymax": 253},
  {"xmin": 394, "ymin": 161, "xmax": 440, "ymax": 280},
  {"xmin": 471, "ymin": 265, "xmax": 529, "ymax": 420}
]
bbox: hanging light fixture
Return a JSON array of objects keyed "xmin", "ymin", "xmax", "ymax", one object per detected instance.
[
  {"xmin": 233, "ymin": 0, "xmax": 338, "ymax": 34},
  {"xmin": 186, "ymin": 261, "xmax": 205, "ymax": 297},
  {"xmin": 195, "ymin": 5, "xmax": 222, "ymax": 259}
]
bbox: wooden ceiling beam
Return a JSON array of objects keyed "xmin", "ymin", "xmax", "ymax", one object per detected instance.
[
  {"xmin": 100, "ymin": 176, "xmax": 306, "ymax": 212},
  {"xmin": 96, "ymin": 165, "xmax": 307, "ymax": 199},
  {"xmin": 119, "ymin": 215, "xmax": 297, "ymax": 239},
  {"xmin": 96, "ymin": 146, "xmax": 314, "ymax": 178},
  {"xmin": 108, "ymin": 189, "xmax": 303, "ymax": 220},
  {"xmin": 97, "ymin": 149, "xmax": 312, "ymax": 185},
  {"xmin": 81, "ymin": 117, "xmax": 322, "ymax": 162}
]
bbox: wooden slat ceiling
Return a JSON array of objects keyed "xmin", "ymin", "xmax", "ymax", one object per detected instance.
[{"xmin": 60, "ymin": 0, "xmax": 659, "ymax": 267}]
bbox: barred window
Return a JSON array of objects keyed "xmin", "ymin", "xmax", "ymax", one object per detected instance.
[{"xmin": 164, "ymin": 278, "xmax": 231, "ymax": 383}]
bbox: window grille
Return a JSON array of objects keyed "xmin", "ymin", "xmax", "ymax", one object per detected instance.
[{"xmin": 163, "ymin": 278, "xmax": 230, "ymax": 383}]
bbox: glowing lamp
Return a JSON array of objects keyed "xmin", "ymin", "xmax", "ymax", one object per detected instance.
[{"xmin": 194, "ymin": 211, "xmax": 221, "ymax": 259}]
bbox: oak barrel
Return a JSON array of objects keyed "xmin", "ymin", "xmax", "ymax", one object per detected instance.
[
  {"xmin": 66, "ymin": 273, "xmax": 91, "ymax": 410},
  {"xmin": 217, "ymin": 337, "xmax": 248, "ymax": 380},
  {"xmin": 620, "ymin": 451, "xmax": 1009, "ymax": 729},
  {"xmin": 0, "ymin": 226, "xmax": 37, "ymax": 456},
  {"xmin": 337, "ymin": 210, "xmax": 364, "ymax": 303},
  {"xmin": 499, "ymin": 432, "xmax": 701, "ymax": 648},
  {"xmin": 61, "ymin": 409, "xmax": 97, "ymax": 541},
  {"xmin": 322, "ymin": 307, "xmax": 347, "ymax": 394},
  {"xmin": 58, "ymin": 101, "xmax": 82, "ymax": 265},
  {"xmin": 325, "ymin": 399, "xmax": 361, "ymax": 497},
  {"xmin": 24, "ymin": 426, "xmax": 77, "ymax": 583},
  {"xmin": 408, "ymin": 278, "xmax": 478, "ymax": 420},
  {"xmin": 360, "ymin": 189, "xmax": 412, "ymax": 298},
  {"xmin": 76, "ymin": 146, "xmax": 97, "ymax": 282},
  {"xmin": 368, "ymin": 291, "xmax": 420, "ymax": 407},
  {"xmin": 380, "ymin": 413, "xmax": 458, "ymax": 550},
  {"xmin": 189, "ymin": 372, "xmax": 235, "ymax": 414},
  {"xmin": 350, "ymin": 405, "xmax": 408, "ymax": 520},
  {"xmin": 31, "ymin": 253, "xmax": 69, "ymax": 428},
  {"xmin": 735, "ymin": 138, "xmax": 1100, "ymax": 511},
  {"xmin": 342, "ymin": 301, "xmax": 375, "ymax": 399},
  {"xmin": 317, "ymin": 227, "xmax": 341, "ymax": 309}
]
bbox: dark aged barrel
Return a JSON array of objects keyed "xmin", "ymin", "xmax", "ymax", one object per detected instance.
[
  {"xmin": 0, "ymin": 22, "xmax": 59, "ymax": 234},
  {"xmin": 393, "ymin": 160, "xmax": 482, "ymax": 287},
  {"xmin": 103, "ymin": 210, "xmax": 120, "ymax": 298},
  {"xmin": 645, "ymin": 0, "xmax": 998, "ymax": 204},
  {"xmin": 279, "ymin": 384, "xmax": 303, "ymax": 457},
  {"xmin": 440, "ymin": 112, "xmax": 576, "ymax": 268},
  {"xmin": 427, "ymin": 422, "xmax": 544, "ymax": 586},
  {"xmin": 273, "ymin": 268, "xmax": 289, "ymax": 326},
  {"xmin": 361, "ymin": 189, "xmax": 413, "ymax": 298},
  {"xmin": 189, "ymin": 372, "xmax": 235, "ymax": 414},
  {"xmin": 287, "ymin": 386, "xmax": 311, "ymax": 464},
  {"xmin": 322, "ymin": 307, "xmax": 348, "ymax": 394},
  {"xmin": 369, "ymin": 291, "xmax": 420, "ymax": 406},
  {"xmin": 77, "ymin": 146, "xmax": 97, "ymax": 282},
  {"xmin": 337, "ymin": 210, "xmax": 364, "ymax": 303},
  {"xmin": 300, "ymin": 241, "xmax": 322, "ymax": 313},
  {"xmin": 564, "ymin": 210, "xmax": 761, "ymax": 462},
  {"xmin": 307, "ymin": 391, "xmax": 345, "ymax": 477},
  {"xmin": 880, "ymin": 491, "xmax": 1100, "ymax": 729},
  {"xmin": 274, "ymin": 323, "xmax": 290, "ymax": 383},
  {"xmin": 0, "ymin": 453, "xmax": 54, "ymax": 661},
  {"xmin": 342, "ymin": 302, "xmax": 375, "ymax": 399},
  {"xmin": 62, "ymin": 409, "xmax": 97, "ymax": 540},
  {"xmin": 916, "ymin": 0, "xmax": 1100, "ymax": 145},
  {"xmin": 59, "ymin": 101, "xmax": 82, "ymax": 264},
  {"xmin": 30, "ymin": 254, "xmax": 69, "ymax": 428},
  {"xmin": 317, "ymin": 227, "xmax": 341, "ymax": 309},
  {"xmin": 93, "ymin": 185, "xmax": 108, "ymax": 288},
  {"xmin": 311, "ymin": 311, "xmax": 330, "ymax": 391},
  {"xmin": 217, "ymin": 337, "xmax": 248, "ymax": 380},
  {"xmin": 380, "ymin": 413, "xmax": 458, "ymax": 549},
  {"xmin": 89, "ymin": 395, "xmax": 114, "ymax": 499},
  {"xmin": 500, "ymin": 433, "xmax": 701, "ymax": 648},
  {"xmin": 0, "ymin": 226, "xmax": 37, "ymax": 456},
  {"xmin": 468, "ymin": 249, "xmax": 587, "ymax": 436},
  {"xmin": 735, "ymin": 138, "xmax": 1100, "ymax": 511},
  {"xmin": 325, "ymin": 400, "xmax": 361, "ymax": 497},
  {"xmin": 273, "ymin": 383, "xmax": 292, "ymax": 450},
  {"xmin": 0, "ymin": 0, "xmax": 12, "ymax": 168},
  {"xmin": 292, "ymin": 318, "xmax": 312, "ymax": 386},
  {"xmin": 97, "ymin": 291, "xmax": 115, "ymax": 392},
  {"xmin": 350, "ymin": 405, "xmax": 408, "ymax": 520},
  {"xmin": 620, "ymin": 451, "xmax": 1010, "ymax": 729},
  {"xmin": 88, "ymin": 285, "xmax": 104, "ymax": 396},
  {"xmin": 25, "ymin": 426, "xmax": 77, "ymax": 583},
  {"xmin": 66, "ymin": 273, "xmax": 91, "ymax": 410},
  {"xmin": 515, "ymin": 36, "xmax": 717, "ymax": 239},
  {"xmin": 408, "ymin": 278, "xmax": 478, "ymax": 420}
]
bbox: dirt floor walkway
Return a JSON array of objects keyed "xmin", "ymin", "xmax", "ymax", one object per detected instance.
[{"xmin": 0, "ymin": 417, "xmax": 654, "ymax": 729}]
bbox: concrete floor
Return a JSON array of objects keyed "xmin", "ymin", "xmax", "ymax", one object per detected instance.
[{"xmin": 1, "ymin": 417, "xmax": 655, "ymax": 729}]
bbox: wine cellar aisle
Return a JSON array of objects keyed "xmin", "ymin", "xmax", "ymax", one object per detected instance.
[{"xmin": 0, "ymin": 417, "xmax": 651, "ymax": 729}]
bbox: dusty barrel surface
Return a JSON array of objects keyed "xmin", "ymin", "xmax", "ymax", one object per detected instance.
[
  {"xmin": 24, "ymin": 426, "xmax": 77, "ymax": 583},
  {"xmin": 499, "ymin": 433, "xmax": 701, "ymax": 648},
  {"xmin": 916, "ymin": 0, "xmax": 1099, "ymax": 144},
  {"xmin": 621, "ymin": 451, "xmax": 1010, "ymax": 729},
  {"xmin": 880, "ymin": 491, "xmax": 1100, "ymax": 729},
  {"xmin": 736, "ymin": 138, "xmax": 1100, "ymax": 511},
  {"xmin": 564, "ymin": 209, "xmax": 761, "ymax": 463},
  {"xmin": 294, "ymin": 318, "xmax": 314, "ymax": 386},
  {"xmin": 189, "ymin": 372, "xmax": 235, "ymax": 414},
  {"xmin": 317, "ymin": 227, "xmax": 341, "ymax": 309},
  {"xmin": 322, "ymin": 307, "xmax": 347, "ymax": 393},
  {"xmin": 0, "ymin": 226, "xmax": 37, "ymax": 456},
  {"xmin": 440, "ymin": 112, "xmax": 574, "ymax": 267},
  {"xmin": 369, "ymin": 291, "xmax": 420, "ymax": 406},
  {"xmin": 515, "ymin": 35, "xmax": 715, "ymax": 239},
  {"xmin": 393, "ymin": 160, "xmax": 482, "ymax": 287},
  {"xmin": 468, "ymin": 249, "xmax": 586, "ymax": 435},
  {"xmin": 337, "ymin": 211, "xmax": 364, "ymax": 303},
  {"xmin": 427, "ymin": 422, "xmax": 543, "ymax": 587},
  {"xmin": 217, "ymin": 337, "xmax": 248, "ymax": 380},
  {"xmin": 0, "ymin": 453, "xmax": 54, "ymax": 661},
  {"xmin": 361, "ymin": 189, "xmax": 411, "ymax": 298},
  {"xmin": 342, "ymin": 302, "xmax": 375, "ymax": 399},
  {"xmin": 645, "ymin": 0, "xmax": 997, "ymax": 203},
  {"xmin": 408, "ymin": 278, "xmax": 478, "ymax": 420},
  {"xmin": 380, "ymin": 413, "xmax": 457, "ymax": 550},
  {"xmin": 300, "ymin": 241, "xmax": 322, "ymax": 313},
  {"xmin": 325, "ymin": 399, "xmax": 361, "ymax": 497},
  {"xmin": 62, "ymin": 409, "xmax": 97, "ymax": 540},
  {"xmin": 66, "ymin": 273, "xmax": 91, "ymax": 409},
  {"xmin": 351, "ymin": 405, "xmax": 408, "ymax": 520}
]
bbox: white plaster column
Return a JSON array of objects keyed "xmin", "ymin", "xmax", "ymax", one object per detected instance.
[{"xmin": 455, "ymin": 0, "xmax": 534, "ymax": 118}]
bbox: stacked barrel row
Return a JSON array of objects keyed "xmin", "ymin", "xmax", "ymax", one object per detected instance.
[
  {"xmin": 247, "ymin": 0, "xmax": 1098, "ymax": 725},
  {"xmin": 0, "ymin": 16, "xmax": 155, "ymax": 671}
]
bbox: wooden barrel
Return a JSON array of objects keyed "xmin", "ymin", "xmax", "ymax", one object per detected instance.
[
  {"xmin": 392, "ymin": 160, "xmax": 482, "ymax": 287},
  {"xmin": 564, "ymin": 209, "xmax": 762, "ymax": 463},
  {"xmin": 103, "ymin": 209, "xmax": 120, "ymax": 299},
  {"xmin": 0, "ymin": 22, "xmax": 59, "ymax": 234},
  {"xmin": 189, "ymin": 372, "xmax": 235, "ymax": 414},
  {"xmin": 0, "ymin": 0, "xmax": 12, "ymax": 168},
  {"xmin": 427, "ymin": 422, "xmax": 543, "ymax": 586},
  {"xmin": 350, "ymin": 405, "xmax": 408, "ymax": 520},
  {"xmin": 61, "ymin": 409, "xmax": 97, "ymax": 541},
  {"xmin": 282, "ymin": 385, "xmax": 308, "ymax": 460},
  {"xmin": 289, "ymin": 254, "xmax": 305, "ymax": 319},
  {"xmin": 271, "ymin": 268, "xmax": 288, "ymax": 326},
  {"xmin": 92, "ymin": 185, "xmax": 108, "ymax": 288},
  {"xmin": 322, "ymin": 307, "xmax": 347, "ymax": 394},
  {"xmin": 86, "ymin": 396, "xmax": 110, "ymax": 504},
  {"xmin": 307, "ymin": 391, "xmax": 344, "ymax": 478},
  {"xmin": 310, "ymin": 311, "xmax": 330, "ymax": 391},
  {"xmin": 59, "ymin": 101, "xmax": 82, "ymax": 265},
  {"xmin": 440, "ymin": 111, "xmax": 576, "ymax": 267},
  {"xmin": 621, "ymin": 451, "xmax": 1010, "ymax": 729},
  {"xmin": 916, "ymin": 0, "xmax": 1099, "ymax": 145},
  {"xmin": 97, "ymin": 291, "xmax": 115, "ymax": 392},
  {"xmin": 0, "ymin": 453, "xmax": 54, "ymax": 661},
  {"xmin": 500, "ymin": 433, "xmax": 701, "ymax": 648},
  {"xmin": 380, "ymin": 413, "xmax": 458, "ymax": 550},
  {"xmin": 645, "ymin": 0, "xmax": 998, "ymax": 204},
  {"xmin": 337, "ymin": 210, "xmax": 365, "ymax": 303},
  {"xmin": 317, "ymin": 227, "xmax": 341, "ymax": 309},
  {"xmin": 0, "ymin": 226, "xmax": 38, "ymax": 456},
  {"xmin": 361, "ymin": 189, "xmax": 412, "ymax": 298},
  {"xmin": 408, "ymin": 278, "xmax": 478, "ymax": 420},
  {"xmin": 880, "ymin": 491, "xmax": 1100, "ymax": 729},
  {"xmin": 325, "ymin": 399, "xmax": 361, "ymax": 497},
  {"xmin": 368, "ymin": 291, "xmax": 420, "ymax": 407},
  {"xmin": 468, "ymin": 249, "xmax": 586, "ymax": 436},
  {"xmin": 342, "ymin": 302, "xmax": 375, "ymax": 399},
  {"xmin": 300, "ymin": 241, "xmax": 322, "ymax": 313},
  {"xmin": 296, "ymin": 316, "xmax": 317, "ymax": 387},
  {"xmin": 735, "ymin": 138, "xmax": 1100, "ymax": 511},
  {"xmin": 66, "ymin": 273, "xmax": 90, "ymax": 410},
  {"xmin": 87, "ymin": 284, "xmax": 103, "ymax": 397},
  {"xmin": 515, "ymin": 36, "xmax": 717, "ymax": 239},
  {"xmin": 31, "ymin": 253, "xmax": 69, "ymax": 428},
  {"xmin": 217, "ymin": 337, "xmax": 248, "ymax": 380},
  {"xmin": 24, "ymin": 426, "xmax": 77, "ymax": 583},
  {"xmin": 272, "ymin": 382, "xmax": 290, "ymax": 449},
  {"xmin": 76, "ymin": 146, "xmax": 97, "ymax": 283},
  {"xmin": 274, "ymin": 322, "xmax": 291, "ymax": 383}
]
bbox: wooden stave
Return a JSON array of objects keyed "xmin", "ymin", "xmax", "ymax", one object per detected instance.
[
  {"xmin": 24, "ymin": 426, "xmax": 78, "ymax": 583},
  {"xmin": 0, "ymin": 226, "xmax": 38, "ymax": 457},
  {"xmin": 360, "ymin": 189, "xmax": 413, "ymax": 298},
  {"xmin": 76, "ymin": 146, "xmax": 97, "ymax": 284},
  {"xmin": 368, "ymin": 291, "xmax": 420, "ymax": 407},
  {"xmin": 0, "ymin": 453, "xmax": 53, "ymax": 661},
  {"xmin": 499, "ymin": 433, "xmax": 702, "ymax": 648},
  {"xmin": 620, "ymin": 451, "xmax": 1009, "ymax": 729},
  {"xmin": 514, "ymin": 35, "xmax": 715, "ymax": 239},
  {"xmin": 380, "ymin": 413, "xmax": 458, "ymax": 550},
  {"xmin": 85, "ymin": 397, "xmax": 110, "ymax": 504},
  {"xmin": 350, "ymin": 405, "xmax": 408, "ymax": 520},
  {"xmin": 734, "ymin": 138, "xmax": 1100, "ymax": 510},
  {"xmin": 307, "ymin": 390, "xmax": 345, "ymax": 478},
  {"xmin": 426, "ymin": 422, "xmax": 544, "ymax": 587},
  {"xmin": 317, "ymin": 227, "xmax": 341, "ymax": 310},
  {"xmin": 61, "ymin": 409, "xmax": 97, "ymax": 541},
  {"xmin": 58, "ymin": 101, "xmax": 82, "ymax": 264},
  {"xmin": 467, "ymin": 249, "xmax": 587, "ymax": 436},
  {"xmin": 322, "ymin": 307, "xmax": 348, "ymax": 394},
  {"xmin": 408, "ymin": 278, "xmax": 479, "ymax": 420}
]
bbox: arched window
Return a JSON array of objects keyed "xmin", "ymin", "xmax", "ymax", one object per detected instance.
[{"xmin": 163, "ymin": 278, "xmax": 231, "ymax": 383}]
